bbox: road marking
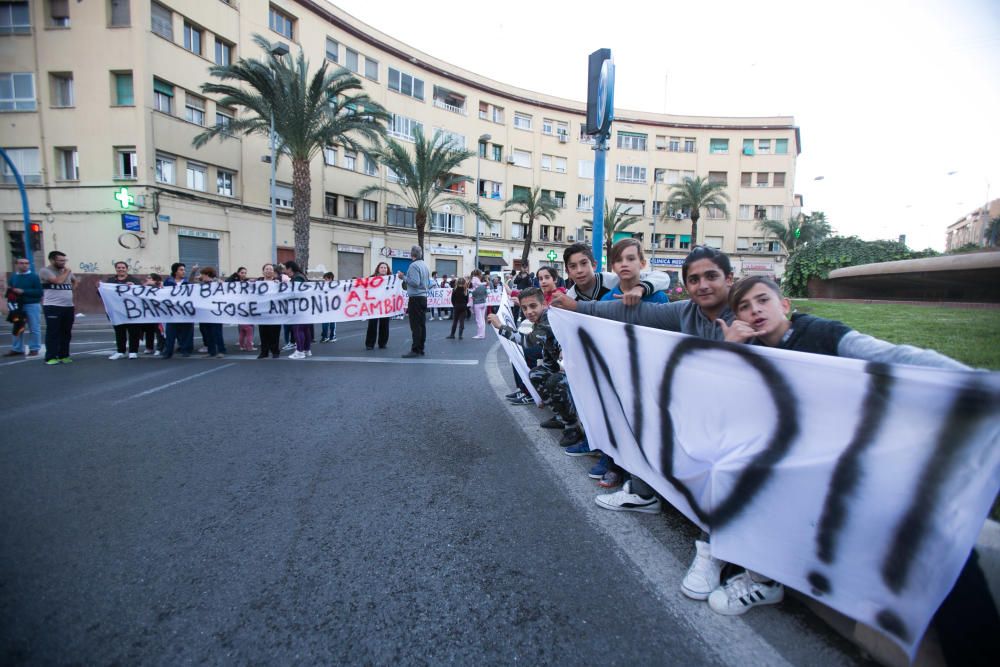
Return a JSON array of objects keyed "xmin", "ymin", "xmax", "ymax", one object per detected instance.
[
  {"xmin": 484, "ymin": 343, "xmax": 798, "ymax": 667},
  {"xmin": 115, "ymin": 363, "xmax": 236, "ymax": 403},
  {"xmin": 215, "ymin": 355, "xmax": 478, "ymax": 366}
]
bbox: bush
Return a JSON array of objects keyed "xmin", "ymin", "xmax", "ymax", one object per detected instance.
[{"xmin": 782, "ymin": 236, "xmax": 940, "ymax": 297}]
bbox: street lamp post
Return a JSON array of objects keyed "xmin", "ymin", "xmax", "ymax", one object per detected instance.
[
  {"xmin": 475, "ymin": 133, "xmax": 491, "ymax": 273},
  {"xmin": 268, "ymin": 42, "xmax": 289, "ymax": 266},
  {"xmin": 650, "ymin": 174, "xmax": 660, "ymax": 265}
]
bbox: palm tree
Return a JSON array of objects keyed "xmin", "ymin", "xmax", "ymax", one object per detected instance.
[
  {"xmin": 984, "ymin": 216, "xmax": 1000, "ymax": 247},
  {"xmin": 664, "ymin": 176, "xmax": 730, "ymax": 246},
  {"xmin": 357, "ymin": 127, "xmax": 492, "ymax": 252},
  {"xmin": 501, "ymin": 186, "xmax": 560, "ymax": 267},
  {"xmin": 585, "ymin": 202, "xmax": 643, "ymax": 260},
  {"xmin": 193, "ymin": 34, "xmax": 388, "ymax": 270},
  {"xmin": 757, "ymin": 211, "xmax": 833, "ymax": 253}
]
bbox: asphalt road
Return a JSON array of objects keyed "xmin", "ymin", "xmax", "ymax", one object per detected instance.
[{"xmin": 0, "ymin": 318, "xmax": 874, "ymax": 665}]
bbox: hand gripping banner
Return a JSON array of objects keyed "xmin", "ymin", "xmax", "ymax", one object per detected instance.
[
  {"xmin": 547, "ymin": 308, "xmax": 1000, "ymax": 658},
  {"xmin": 99, "ymin": 276, "xmax": 405, "ymax": 325}
]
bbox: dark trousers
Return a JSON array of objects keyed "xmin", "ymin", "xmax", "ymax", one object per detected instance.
[
  {"xmin": 259, "ymin": 325, "xmax": 281, "ymax": 356},
  {"xmin": 366, "ymin": 317, "xmax": 390, "ymax": 349},
  {"xmin": 43, "ymin": 305, "xmax": 74, "ymax": 361},
  {"xmin": 143, "ymin": 323, "xmax": 164, "ymax": 352},
  {"xmin": 163, "ymin": 323, "xmax": 194, "ymax": 357},
  {"xmin": 450, "ymin": 306, "xmax": 468, "ymax": 337},
  {"xmin": 114, "ymin": 323, "xmax": 142, "ymax": 354},
  {"xmin": 516, "ymin": 345, "xmax": 542, "ymax": 394},
  {"xmin": 934, "ymin": 549, "xmax": 1000, "ymax": 665},
  {"xmin": 293, "ymin": 323, "xmax": 311, "ymax": 352},
  {"xmin": 407, "ymin": 296, "xmax": 427, "ymax": 353},
  {"xmin": 199, "ymin": 323, "xmax": 226, "ymax": 356}
]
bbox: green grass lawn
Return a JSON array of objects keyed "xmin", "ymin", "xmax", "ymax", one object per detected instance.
[{"xmin": 791, "ymin": 300, "xmax": 1000, "ymax": 370}]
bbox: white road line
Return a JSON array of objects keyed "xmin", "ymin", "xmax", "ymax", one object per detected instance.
[
  {"xmin": 214, "ymin": 355, "xmax": 478, "ymax": 366},
  {"xmin": 114, "ymin": 363, "xmax": 236, "ymax": 403},
  {"xmin": 484, "ymin": 343, "xmax": 797, "ymax": 667}
]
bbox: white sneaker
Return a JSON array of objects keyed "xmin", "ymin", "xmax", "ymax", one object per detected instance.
[
  {"xmin": 128, "ymin": 352, "xmax": 138, "ymax": 360},
  {"xmin": 305, "ymin": 350, "xmax": 312, "ymax": 357},
  {"xmin": 708, "ymin": 571, "xmax": 784, "ymax": 616},
  {"xmin": 682, "ymin": 540, "xmax": 724, "ymax": 600},
  {"xmin": 153, "ymin": 350, "xmax": 161, "ymax": 356},
  {"xmin": 283, "ymin": 342, "xmax": 295, "ymax": 350},
  {"xmin": 108, "ymin": 352, "xmax": 125, "ymax": 360},
  {"xmin": 594, "ymin": 480, "xmax": 662, "ymax": 514},
  {"xmin": 288, "ymin": 350, "xmax": 305, "ymax": 359}
]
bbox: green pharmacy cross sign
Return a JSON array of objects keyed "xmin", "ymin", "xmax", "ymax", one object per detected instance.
[
  {"xmin": 114, "ymin": 187, "xmax": 134, "ymax": 209},
  {"xmin": 546, "ymin": 249, "xmax": 558, "ymax": 262}
]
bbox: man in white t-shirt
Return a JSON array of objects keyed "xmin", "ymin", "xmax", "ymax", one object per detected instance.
[{"xmin": 38, "ymin": 250, "xmax": 79, "ymax": 365}]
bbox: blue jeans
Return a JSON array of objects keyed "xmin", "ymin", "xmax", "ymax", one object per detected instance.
[
  {"xmin": 11, "ymin": 302, "xmax": 41, "ymax": 352},
  {"xmin": 321, "ymin": 322, "xmax": 337, "ymax": 339}
]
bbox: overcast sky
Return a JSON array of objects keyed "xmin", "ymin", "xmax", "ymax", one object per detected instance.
[{"xmin": 330, "ymin": 0, "xmax": 1000, "ymax": 250}]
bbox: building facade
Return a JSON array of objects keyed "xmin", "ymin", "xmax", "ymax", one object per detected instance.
[
  {"xmin": 1, "ymin": 0, "xmax": 800, "ymax": 287},
  {"xmin": 945, "ymin": 199, "xmax": 999, "ymax": 251}
]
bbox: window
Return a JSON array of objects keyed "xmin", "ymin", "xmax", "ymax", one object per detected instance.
[
  {"xmin": 323, "ymin": 145, "xmax": 337, "ymax": 166},
  {"xmin": 388, "ymin": 67, "xmax": 424, "ymax": 100},
  {"xmin": 541, "ymin": 154, "xmax": 551, "ymax": 171},
  {"xmin": 1, "ymin": 1, "xmax": 31, "ymax": 34},
  {"xmin": 479, "ymin": 101, "xmax": 504, "ymax": 123},
  {"xmin": 478, "ymin": 179, "xmax": 503, "ymax": 200},
  {"xmin": 272, "ymin": 183, "xmax": 292, "ymax": 209},
  {"xmin": 616, "ymin": 199, "xmax": 644, "ymax": 216},
  {"xmin": 578, "ymin": 160, "xmax": 593, "ymax": 179},
  {"xmin": 757, "ymin": 139, "xmax": 771, "ymax": 154},
  {"xmin": 662, "ymin": 235, "xmax": 676, "ymax": 249},
  {"xmin": 344, "ymin": 197, "xmax": 357, "ymax": 219},
  {"xmin": 387, "ymin": 204, "xmax": 416, "ymax": 228},
  {"xmin": 652, "ymin": 201, "xmax": 665, "ymax": 216},
  {"xmin": 545, "ymin": 190, "xmax": 566, "ymax": 208},
  {"xmin": 434, "ymin": 128, "xmax": 466, "ymax": 149},
  {"xmin": 616, "ymin": 164, "xmax": 646, "ymax": 183},
  {"xmin": 0, "ymin": 72, "xmax": 36, "ymax": 111},
  {"xmin": 679, "ymin": 235, "xmax": 692, "ymax": 250},
  {"xmin": 47, "ymin": 0, "xmax": 70, "ymax": 27},
  {"xmin": 432, "ymin": 85, "xmax": 466, "ymax": 114},
  {"xmin": 116, "ymin": 147, "xmax": 137, "ymax": 179},
  {"xmin": 324, "ymin": 193, "xmax": 338, "ymax": 216},
  {"xmin": 556, "ymin": 121, "xmax": 569, "ymax": 137},
  {"xmin": 775, "ymin": 138, "xmax": 788, "ymax": 155},
  {"xmin": 577, "ymin": 194, "xmax": 593, "ymax": 211},
  {"xmin": 55, "ymin": 147, "xmax": 78, "ymax": 180},
  {"xmin": 491, "ymin": 144, "xmax": 502, "ymax": 162},
  {"xmin": 742, "ymin": 138, "xmax": 754, "ymax": 156},
  {"xmin": 709, "ymin": 138, "xmax": 729, "ymax": 154},
  {"xmin": 362, "ymin": 200, "xmax": 377, "ymax": 221},
  {"xmin": 554, "ymin": 156, "xmax": 567, "ymax": 173},
  {"xmin": 704, "ymin": 236, "xmax": 723, "ymax": 249},
  {"xmin": 153, "ymin": 78, "xmax": 173, "ymax": 114},
  {"xmin": 151, "ymin": 2, "xmax": 172, "ymax": 40},
  {"xmin": 511, "ymin": 223, "xmax": 527, "ymax": 240},
  {"xmin": 364, "ymin": 57, "xmax": 378, "ymax": 81},
  {"xmin": 539, "ymin": 225, "xmax": 550, "ymax": 241},
  {"xmin": 345, "ymin": 48, "xmax": 359, "ymax": 74},
  {"xmin": 108, "ymin": 0, "xmax": 130, "ymax": 27},
  {"xmin": 325, "ymin": 37, "xmax": 338, "ymax": 62},
  {"xmin": 663, "ymin": 169, "xmax": 679, "ymax": 185},
  {"xmin": 268, "ymin": 5, "xmax": 293, "ymax": 39},
  {"xmin": 736, "ymin": 237, "xmax": 750, "ymax": 251},
  {"xmin": 386, "ymin": 166, "xmax": 404, "ymax": 184},
  {"xmin": 112, "ymin": 71, "xmax": 133, "ymax": 105},
  {"xmin": 708, "ymin": 171, "xmax": 727, "ymax": 185},
  {"xmin": 183, "ymin": 22, "xmax": 202, "ymax": 55},
  {"xmin": 511, "ymin": 149, "xmax": 531, "ymax": 168},
  {"xmin": 513, "ymin": 112, "xmax": 532, "ymax": 130},
  {"xmin": 668, "ymin": 136, "xmax": 680, "ymax": 152},
  {"xmin": 754, "ymin": 205, "xmax": 768, "ymax": 220},
  {"xmin": 431, "ymin": 212, "xmax": 464, "ymax": 234},
  {"xmin": 186, "ymin": 162, "xmax": 207, "ymax": 191},
  {"xmin": 767, "ymin": 205, "xmax": 784, "ymax": 220},
  {"xmin": 617, "ymin": 132, "xmax": 647, "ymax": 151},
  {"xmin": 364, "ymin": 155, "xmax": 377, "ymax": 176},
  {"xmin": 478, "ymin": 141, "xmax": 487, "ymax": 158},
  {"xmin": 738, "ymin": 205, "xmax": 753, "ymax": 220},
  {"xmin": 388, "ymin": 113, "xmax": 422, "ymax": 141},
  {"xmin": 512, "ymin": 185, "xmax": 530, "ymax": 201},
  {"xmin": 1, "ymin": 147, "xmax": 40, "ymax": 183},
  {"xmin": 705, "ymin": 206, "xmax": 725, "ymax": 219},
  {"xmin": 684, "ymin": 138, "xmax": 696, "ymax": 152},
  {"xmin": 155, "ymin": 153, "xmax": 175, "ymax": 184},
  {"xmin": 553, "ymin": 227, "xmax": 564, "ymax": 242},
  {"xmin": 49, "ymin": 72, "xmax": 73, "ymax": 107},
  {"xmin": 217, "ymin": 169, "xmax": 234, "ymax": 196},
  {"xmin": 756, "ymin": 172, "xmax": 769, "ymax": 187},
  {"xmin": 773, "ymin": 172, "xmax": 786, "ymax": 187},
  {"xmin": 741, "ymin": 172, "xmax": 752, "ymax": 187},
  {"xmin": 214, "ymin": 38, "xmax": 232, "ymax": 66},
  {"xmin": 185, "ymin": 94, "xmax": 205, "ymax": 125},
  {"xmin": 215, "ymin": 107, "xmax": 233, "ymax": 132},
  {"xmin": 542, "ymin": 118, "xmax": 554, "ymax": 135},
  {"xmin": 343, "ymin": 151, "xmax": 356, "ymax": 171}
]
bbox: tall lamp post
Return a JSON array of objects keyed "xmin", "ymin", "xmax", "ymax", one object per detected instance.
[
  {"xmin": 474, "ymin": 133, "xmax": 491, "ymax": 273},
  {"xmin": 268, "ymin": 42, "xmax": 289, "ymax": 265},
  {"xmin": 650, "ymin": 171, "xmax": 660, "ymax": 266}
]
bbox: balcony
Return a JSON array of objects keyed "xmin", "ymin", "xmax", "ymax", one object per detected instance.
[{"xmin": 433, "ymin": 86, "xmax": 467, "ymax": 115}]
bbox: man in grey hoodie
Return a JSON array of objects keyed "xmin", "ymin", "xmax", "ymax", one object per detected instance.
[{"xmin": 397, "ymin": 245, "xmax": 431, "ymax": 358}]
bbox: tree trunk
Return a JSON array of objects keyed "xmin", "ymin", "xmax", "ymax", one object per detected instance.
[
  {"xmin": 292, "ymin": 158, "xmax": 312, "ymax": 271},
  {"xmin": 690, "ymin": 212, "xmax": 700, "ymax": 247},
  {"xmin": 415, "ymin": 211, "xmax": 426, "ymax": 255},
  {"xmin": 520, "ymin": 217, "xmax": 533, "ymax": 267}
]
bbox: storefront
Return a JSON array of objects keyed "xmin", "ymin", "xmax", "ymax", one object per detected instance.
[
  {"xmin": 336, "ymin": 244, "xmax": 366, "ymax": 280},
  {"xmin": 429, "ymin": 245, "xmax": 463, "ymax": 278},
  {"xmin": 476, "ymin": 249, "xmax": 507, "ymax": 273}
]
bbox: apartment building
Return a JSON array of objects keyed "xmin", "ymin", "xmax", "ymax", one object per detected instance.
[
  {"xmin": 945, "ymin": 199, "xmax": 999, "ymax": 251},
  {"xmin": 1, "ymin": 0, "xmax": 800, "ymax": 283}
]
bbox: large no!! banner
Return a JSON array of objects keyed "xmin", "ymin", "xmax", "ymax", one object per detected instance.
[
  {"xmin": 99, "ymin": 277, "xmax": 405, "ymax": 325},
  {"xmin": 548, "ymin": 308, "xmax": 1000, "ymax": 658}
]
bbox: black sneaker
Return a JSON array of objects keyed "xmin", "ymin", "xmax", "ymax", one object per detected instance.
[
  {"xmin": 509, "ymin": 394, "xmax": 533, "ymax": 405},
  {"xmin": 540, "ymin": 416, "xmax": 564, "ymax": 429},
  {"xmin": 558, "ymin": 429, "xmax": 584, "ymax": 447},
  {"xmin": 505, "ymin": 390, "xmax": 521, "ymax": 400}
]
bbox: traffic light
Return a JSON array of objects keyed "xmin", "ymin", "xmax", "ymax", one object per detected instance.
[
  {"xmin": 7, "ymin": 230, "xmax": 26, "ymax": 259},
  {"xmin": 29, "ymin": 223, "xmax": 41, "ymax": 250}
]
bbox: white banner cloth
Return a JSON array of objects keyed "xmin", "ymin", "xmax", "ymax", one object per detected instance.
[
  {"xmin": 492, "ymin": 290, "xmax": 543, "ymax": 406},
  {"xmin": 548, "ymin": 308, "xmax": 1000, "ymax": 658},
  {"xmin": 99, "ymin": 277, "xmax": 405, "ymax": 325},
  {"xmin": 417, "ymin": 287, "xmax": 503, "ymax": 309}
]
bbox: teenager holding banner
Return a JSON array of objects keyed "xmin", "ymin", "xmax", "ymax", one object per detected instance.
[
  {"xmin": 106, "ymin": 261, "xmax": 141, "ymax": 360},
  {"xmin": 365, "ymin": 262, "xmax": 392, "ymax": 350},
  {"xmin": 196, "ymin": 267, "xmax": 226, "ymax": 359},
  {"xmin": 256, "ymin": 263, "xmax": 282, "ymax": 359},
  {"xmin": 161, "ymin": 263, "xmax": 194, "ymax": 360},
  {"xmin": 285, "ymin": 261, "xmax": 312, "ymax": 359}
]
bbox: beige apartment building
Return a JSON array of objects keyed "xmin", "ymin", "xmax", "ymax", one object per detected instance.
[
  {"xmin": 1, "ymin": 0, "xmax": 800, "ymax": 285},
  {"xmin": 945, "ymin": 199, "xmax": 999, "ymax": 251}
]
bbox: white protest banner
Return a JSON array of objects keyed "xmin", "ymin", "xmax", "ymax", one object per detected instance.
[
  {"xmin": 548, "ymin": 308, "xmax": 1000, "ymax": 658},
  {"xmin": 493, "ymin": 289, "xmax": 543, "ymax": 406},
  {"xmin": 99, "ymin": 276, "xmax": 405, "ymax": 325},
  {"xmin": 418, "ymin": 288, "xmax": 503, "ymax": 309}
]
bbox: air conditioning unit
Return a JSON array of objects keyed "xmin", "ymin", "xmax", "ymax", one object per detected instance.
[
  {"xmin": 557, "ymin": 134, "xmax": 568, "ymax": 143},
  {"xmin": 506, "ymin": 155, "xmax": 516, "ymax": 164},
  {"xmin": 490, "ymin": 232, "xmax": 500, "ymax": 238},
  {"xmin": 674, "ymin": 212, "xmax": 685, "ymax": 220},
  {"xmin": 567, "ymin": 235, "xmax": 575, "ymax": 242}
]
